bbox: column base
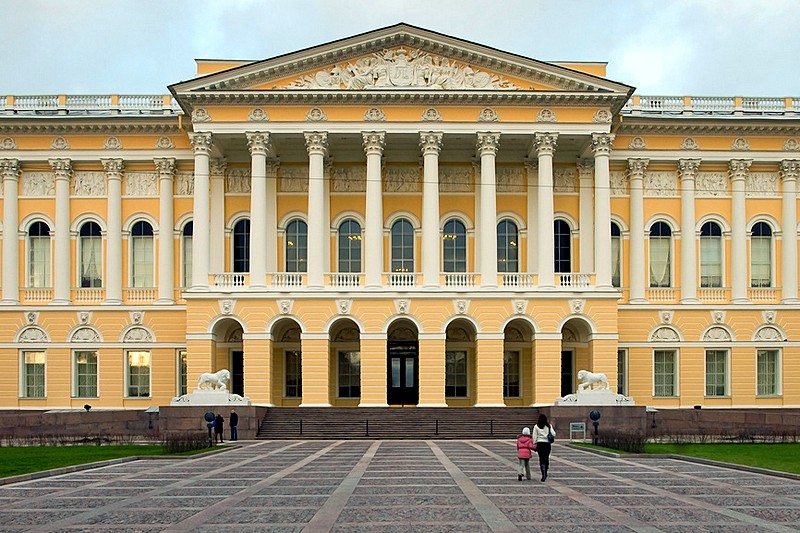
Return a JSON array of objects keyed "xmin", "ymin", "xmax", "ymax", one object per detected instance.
[
  {"xmin": 154, "ymin": 298, "xmax": 175, "ymax": 305},
  {"xmin": 731, "ymin": 298, "xmax": 752, "ymax": 304},
  {"xmin": 680, "ymin": 298, "xmax": 699, "ymax": 304},
  {"xmin": 102, "ymin": 299, "xmax": 123, "ymax": 305},
  {"xmin": 49, "ymin": 299, "xmax": 70, "ymax": 305},
  {"xmin": 781, "ymin": 298, "xmax": 800, "ymax": 304},
  {"xmin": 417, "ymin": 403, "xmax": 449, "ymax": 407},
  {"xmin": 628, "ymin": 298, "xmax": 649, "ymax": 304},
  {"xmin": 299, "ymin": 403, "xmax": 332, "ymax": 407},
  {"xmin": 358, "ymin": 403, "xmax": 390, "ymax": 407},
  {"xmin": 0, "ymin": 299, "xmax": 20, "ymax": 306},
  {"xmin": 474, "ymin": 403, "xmax": 507, "ymax": 407}
]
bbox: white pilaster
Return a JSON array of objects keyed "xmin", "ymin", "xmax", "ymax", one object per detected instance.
[
  {"xmin": 524, "ymin": 160, "xmax": 538, "ymax": 274},
  {"xmin": 209, "ymin": 158, "xmax": 226, "ymax": 274},
  {"xmin": 155, "ymin": 158, "xmax": 176, "ymax": 304},
  {"xmin": 50, "ymin": 158, "xmax": 71, "ymax": 304},
  {"xmin": 578, "ymin": 159, "xmax": 594, "ymax": 273},
  {"xmin": 730, "ymin": 159, "xmax": 751, "ymax": 303},
  {"xmin": 535, "ymin": 133, "xmax": 557, "ymax": 288},
  {"xmin": 628, "ymin": 158, "xmax": 648, "ymax": 303},
  {"xmin": 420, "ymin": 132, "xmax": 443, "ymax": 288},
  {"xmin": 679, "ymin": 159, "xmax": 701, "ymax": 303},
  {"xmin": 305, "ymin": 132, "xmax": 328, "ymax": 289},
  {"xmin": 477, "ymin": 132, "xmax": 499, "ymax": 288},
  {"xmin": 102, "ymin": 159, "xmax": 123, "ymax": 304},
  {"xmin": 780, "ymin": 160, "xmax": 799, "ymax": 303},
  {"xmin": 592, "ymin": 133, "xmax": 614, "ymax": 289},
  {"xmin": 247, "ymin": 132, "xmax": 271, "ymax": 289},
  {"xmin": 189, "ymin": 132, "xmax": 212, "ymax": 290},
  {"xmin": 266, "ymin": 160, "xmax": 279, "ymax": 273},
  {"xmin": 363, "ymin": 131, "xmax": 386, "ymax": 288},
  {"xmin": 0, "ymin": 159, "xmax": 20, "ymax": 304}
]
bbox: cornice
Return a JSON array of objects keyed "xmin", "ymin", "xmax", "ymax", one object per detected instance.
[
  {"xmin": 0, "ymin": 119, "xmax": 182, "ymax": 135},
  {"xmin": 617, "ymin": 117, "xmax": 800, "ymax": 136}
]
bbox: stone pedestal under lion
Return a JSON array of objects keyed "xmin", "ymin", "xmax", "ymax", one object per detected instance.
[
  {"xmin": 170, "ymin": 368, "xmax": 251, "ymax": 406},
  {"xmin": 555, "ymin": 369, "xmax": 635, "ymax": 406}
]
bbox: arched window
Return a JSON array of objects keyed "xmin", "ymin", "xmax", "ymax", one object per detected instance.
[
  {"xmin": 181, "ymin": 222, "xmax": 193, "ymax": 287},
  {"xmin": 554, "ymin": 220, "xmax": 571, "ymax": 273},
  {"xmin": 750, "ymin": 222, "xmax": 772, "ymax": 287},
  {"xmin": 338, "ymin": 219, "xmax": 362, "ymax": 273},
  {"xmin": 442, "ymin": 218, "xmax": 467, "ymax": 273},
  {"xmin": 27, "ymin": 221, "xmax": 51, "ymax": 288},
  {"xmin": 611, "ymin": 222, "xmax": 621, "ymax": 288},
  {"xmin": 232, "ymin": 218, "xmax": 250, "ymax": 273},
  {"xmin": 390, "ymin": 219, "xmax": 414, "ymax": 272},
  {"xmin": 286, "ymin": 219, "xmax": 308, "ymax": 273},
  {"xmin": 497, "ymin": 219, "xmax": 518, "ymax": 273},
  {"xmin": 79, "ymin": 221, "xmax": 102, "ymax": 288},
  {"xmin": 649, "ymin": 222, "xmax": 671, "ymax": 288},
  {"xmin": 700, "ymin": 221, "xmax": 722, "ymax": 288},
  {"xmin": 130, "ymin": 221, "xmax": 154, "ymax": 287}
]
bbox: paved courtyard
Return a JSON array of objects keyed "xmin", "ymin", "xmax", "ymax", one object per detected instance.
[{"xmin": 0, "ymin": 440, "xmax": 797, "ymax": 532}]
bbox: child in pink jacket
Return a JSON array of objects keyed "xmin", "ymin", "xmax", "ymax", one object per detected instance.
[{"xmin": 516, "ymin": 427, "xmax": 534, "ymax": 481}]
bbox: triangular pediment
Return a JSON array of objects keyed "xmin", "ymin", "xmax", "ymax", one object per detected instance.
[{"xmin": 170, "ymin": 23, "xmax": 633, "ymax": 96}]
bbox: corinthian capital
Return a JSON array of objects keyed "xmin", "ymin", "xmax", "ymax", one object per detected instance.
[
  {"xmin": 0, "ymin": 159, "xmax": 20, "ymax": 181},
  {"xmin": 534, "ymin": 133, "xmax": 558, "ymax": 157},
  {"xmin": 189, "ymin": 132, "xmax": 213, "ymax": 155},
  {"xmin": 728, "ymin": 159, "xmax": 752, "ymax": 181},
  {"xmin": 780, "ymin": 159, "xmax": 800, "ymax": 181},
  {"xmin": 246, "ymin": 131, "xmax": 272, "ymax": 156},
  {"xmin": 304, "ymin": 131, "xmax": 329, "ymax": 156},
  {"xmin": 101, "ymin": 158, "xmax": 124, "ymax": 175},
  {"xmin": 48, "ymin": 158, "xmax": 72, "ymax": 176},
  {"xmin": 362, "ymin": 131, "xmax": 386, "ymax": 155},
  {"xmin": 476, "ymin": 132, "xmax": 500, "ymax": 157},
  {"xmin": 419, "ymin": 131, "xmax": 443, "ymax": 155},
  {"xmin": 154, "ymin": 158, "xmax": 176, "ymax": 176},
  {"xmin": 627, "ymin": 158, "xmax": 649, "ymax": 178},
  {"xmin": 591, "ymin": 133, "xmax": 615, "ymax": 156},
  {"xmin": 678, "ymin": 158, "xmax": 701, "ymax": 180},
  {"xmin": 210, "ymin": 158, "xmax": 227, "ymax": 177}
]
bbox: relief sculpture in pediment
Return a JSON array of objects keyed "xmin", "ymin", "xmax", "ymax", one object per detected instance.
[{"xmin": 288, "ymin": 48, "xmax": 518, "ymax": 90}]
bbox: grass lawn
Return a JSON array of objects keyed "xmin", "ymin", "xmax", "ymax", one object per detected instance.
[
  {"xmin": 644, "ymin": 443, "xmax": 800, "ymax": 475},
  {"xmin": 0, "ymin": 445, "xmax": 211, "ymax": 479}
]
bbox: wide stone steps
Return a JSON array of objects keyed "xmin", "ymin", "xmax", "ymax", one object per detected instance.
[{"xmin": 256, "ymin": 407, "xmax": 540, "ymax": 439}]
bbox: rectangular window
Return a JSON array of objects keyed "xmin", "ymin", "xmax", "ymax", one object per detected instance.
[
  {"xmin": 337, "ymin": 351, "xmax": 361, "ymax": 398},
  {"xmin": 705, "ymin": 349, "xmax": 728, "ymax": 396},
  {"xmin": 285, "ymin": 350, "xmax": 302, "ymax": 398},
  {"xmin": 617, "ymin": 349, "xmax": 627, "ymax": 395},
  {"xmin": 611, "ymin": 235, "xmax": 621, "ymax": 288},
  {"xmin": 21, "ymin": 351, "xmax": 46, "ymax": 398},
  {"xmin": 503, "ymin": 350, "xmax": 520, "ymax": 397},
  {"xmin": 445, "ymin": 350, "xmax": 467, "ymax": 397},
  {"xmin": 80, "ymin": 237, "xmax": 102, "ymax": 288},
  {"xmin": 29, "ymin": 235, "xmax": 50, "ymax": 288},
  {"xmin": 74, "ymin": 350, "xmax": 98, "ymax": 398},
  {"xmin": 177, "ymin": 349, "xmax": 187, "ymax": 396},
  {"xmin": 132, "ymin": 237, "xmax": 154, "ymax": 287},
  {"xmin": 700, "ymin": 238, "xmax": 722, "ymax": 288},
  {"xmin": 757, "ymin": 349, "xmax": 780, "ymax": 396},
  {"xmin": 182, "ymin": 236, "xmax": 193, "ymax": 288},
  {"xmin": 126, "ymin": 350, "xmax": 151, "ymax": 397},
  {"xmin": 649, "ymin": 237, "xmax": 671, "ymax": 287},
  {"xmin": 653, "ymin": 349, "xmax": 676, "ymax": 397},
  {"xmin": 750, "ymin": 238, "xmax": 771, "ymax": 287}
]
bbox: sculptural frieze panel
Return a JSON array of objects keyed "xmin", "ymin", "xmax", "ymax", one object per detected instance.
[
  {"xmin": 72, "ymin": 171, "xmax": 106, "ymax": 196},
  {"xmin": 496, "ymin": 167, "xmax": 524, "ymax": 193},
  {"xmin": 226, "ymin": 168, "xmax": 251, "ymax": 194},
  {"xmin": 746, "ymin": 172, "xmax": 779, "ymax": 197},
  {"xmin": 554, "ymin": 167, "xmax": 576, "ymax": 193},
  {"xmin": 332, "ymin": 166, "xmax": 366, "ymax": 193},
  {"xmin": 21, "ymin": 172, "xmax": 55, "ymax": 196},
  {"xmin": 124, "ymin": 171, "xmax": 157, "ymax": 196},
  {"xmin": 384, "ymin": 166, "xmax": 419, "ymax": 193},
  {"xmin": 287, "ymin": 48, "xmax": 518, "ymax": 90},
  {"xmin": 644, "ymin": 170, "xmax": 677, "ymax": 197},
  {"xmin": 439, "ymin": 166, "xmax": 472, "ymax": 193},
  {"xmin": 175, "ymin": 171, "xmax": 194, "ymax": 195},
  {"xmin": 695, "ymin": 172, "xmax": 728, "ymax": 197},
  {"xmin": 609, "ymin": 170, "xmax": 628, "ymax": 196},
  {"xmin": 280, "ymin": 166, "xmax": 308, "ymax": 192}
]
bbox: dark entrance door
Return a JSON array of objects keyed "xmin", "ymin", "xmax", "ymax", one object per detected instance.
[
  {"xmin": 387, "ymin": 341, "xmax": 418, "ymax": 405},
  {"xmin": 560, "ymin": 350, "xmax": 573, "ymax": 397},
  {"xmin": 231, "ymin": 350, "xmax": 244, "ymax": 396}
]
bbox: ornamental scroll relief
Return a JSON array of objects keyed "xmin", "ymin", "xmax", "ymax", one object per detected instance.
[{"xmin": 287, "ymin": 48, "xmax": 518, "ymax": 90}]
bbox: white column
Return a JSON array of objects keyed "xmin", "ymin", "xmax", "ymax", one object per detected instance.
[
  {"xmin": 50, "ymin": 158, "xmax": 72, "ymax": 304},
  {"xmin": 578, "ymin": 159, "xmax": 594, "ymax": 273},
  {"xmin": 730, "ymin": 159, "xmax": 751, "ymax": 303},
  {"xmin": 628, "ymin": 158, "xmax": 648, "ymax": 303},
  {"xmin": 102, "ymin": 159, "xmax": 123, "ymax": 304},
  {"xmin": 535, "ymin": 133, "xmax": 557, "ymax": 288},
  {"xmin": 679, "ymin": 159, "xmax": 701, "ymax": 303},
  {"xmin": 266, "ymin": 160, "xmax": 279, "ymax": 273},
  {"xmin": 780, "ymin": 160, "xmax": 799, "ymax": 303},
  {"xmin": 420, "ymin": 132, "xmax": 443, "ymax": 288},
  {"xmin": 209, "ymin": 158, "xmax": 226, "ymax": 274},
  {"xmin": 524, "ymin": 160, "xmax": 538, "ymax": 274},
  {"xmin": 592, "ymin": 133, "xmax": 614, "ymax": 289},
  {"xmin": 363, "ymin": 131, "xmax": 386, "ymax": 288},
  {"xmin": 155, "ymin": 158, "xmax": 176, "ymax": 304},
  {"xmin": 477, "ymin": 132, "xmax": 499, "ymax": 288},
  {"xmin": 189, "ymin": 132, "xmax": 212, "ymax": 290},
  {"xmin": 0, "ymin": 159, "xmax": 20, "ymax": 304},
  {"xmin": 305, "ymin": 132, "xmax": 328, "ymax": 289},
  {"xmin": 247, "ymin": 132, "xmax": 271, "ymax": 289}
]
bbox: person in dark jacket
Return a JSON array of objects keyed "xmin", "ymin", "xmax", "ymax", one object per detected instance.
[
  {"xmin": 229, "ymin": 408, "xmax": 239, "ymax": 441},
  {"xmin": 214, "ymin": 413, "xmax": 224, "ymax": 443}
]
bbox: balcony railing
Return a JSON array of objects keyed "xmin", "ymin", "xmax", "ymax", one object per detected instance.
[
  {"xmin": 500, "ymin": 273, "xmax": 536, "ymax": 288},
  {"xmin": 1, "ymin": 94, "xmax": 181, "ymax": 115},
  {"xmin": 556, "ymin": 273, "xmax": 592, "ymax": 288},
  {"xmin": 622, "ymin": 95, "xmax": 797, "ymax": 116},
  {"xmin": 71, "ymin": 288, "xmax": 105, "ymax": 303},
  {"xmin": 749, "ymin": 287, "xmax": 779, "ymax": 302},
  {"xmin": 698, "ymin": 287, "xmax": 729, "ymax": 303},
  {"xmin": 328, "ymin": 273, "xmax": 361, "ymax": 288},
  {"xmin": 388, "ymin": 272, "xmax": 419, "ymax": 287},
  {"xmin": 21, "ymin": 288, "xmax": 53, "ymax": 303},
  {"xmin": 213, "ymin": 273, "xmax": 247, "ymax": 289},
  {"xmin": 123, "ymin": 288, "xmax": 157, "ymax": 303},
  {"xmin": 443, "ymin": 273, "xmax": 476, "ymax": 288},
  {"xmin": 646, "ymin": 288, "xmax": 678, "ymax": 303}
]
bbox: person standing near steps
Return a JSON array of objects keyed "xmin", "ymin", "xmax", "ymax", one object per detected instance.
[
  {"xmin": 532, "ymin": 414, "xmax": 555, "ymax": 482},
  {"xmin": 515, "ymin": 427, "xmax": 534, "ymax": 481},
  {"xmin": 229, "ymin": 408, "xmax": 239, "ymax": 441}
]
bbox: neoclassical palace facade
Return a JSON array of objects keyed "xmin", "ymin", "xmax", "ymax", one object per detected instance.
[{"xmin": 1, "ymin": 24, "xmax": 798, "ymax": 410}]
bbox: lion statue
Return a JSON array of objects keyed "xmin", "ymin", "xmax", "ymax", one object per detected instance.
[
  {"xmin": 577, "ymin": 369, "xmax": 610, "ymax": 392},
  {"xmin": 197, "ymin": 369, "xmax": 231, "ymax": 391}
]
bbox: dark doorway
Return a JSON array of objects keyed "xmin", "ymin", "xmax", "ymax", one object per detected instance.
[
  {"xmin": 387, "ymin": 341, "xmax": 418, "ymax": 405},
  {"xmin": 231, "ymin": 350, "xmax": 244, "ymax": 396},
  {"xmin": 560, "ymin": 350, "xmax": 573, "ymax": 397}
]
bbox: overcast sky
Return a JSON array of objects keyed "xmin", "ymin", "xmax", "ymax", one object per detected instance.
[{"xmin": 2, "ymin": 0, "xmax": 798, "ymax": 97}]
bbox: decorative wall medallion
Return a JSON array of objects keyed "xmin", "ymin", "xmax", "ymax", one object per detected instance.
[
  {"xmin": 156, "ymin": 136, "xmax": 175, "ymax": 149},
  {"xmin": 131, "ymin": 311, "xmax": 143, "ymax": 324},
  {"xmin": 660, "ymin": 310, "xmax": 673, "ymax": 324},
  {"xmin": 732, "ymin": 137, "xmax": 750, "ymax": 151},
  {"xmin": 332, "ymin": 166, "xmax": 367, "ymax": 192},
  {"xmin": 593, "ymin": 109, "xmax": 612, "ymax": 123},
  {"xmin": 763, "ymin": 310, "xmax": 776, "ymax": 324},
  {"xmin": 784, "ymin": 138, "xmax": 799, "ymax": 151},
  {"xmin": 364, "ymin": 107, "xmax": 386, "ymax": 121},
  {"xmin": 703, "ymin": 326, "xmax": 732, "ymax": 342},
  {"xmin": 439, "ymin": 166, "xmax": 472, "ymax": 192},
  {"xmin": 176, "ymin": 171, "xmax": 194, "ymax": 195},
  {"xmin": 226, "ymin": 168, "xmax": 251, "ymax": 193},
  {"xmin": 478, "ymin": 108, "xmax": 499, "ymax": 122},
  {"xmin": 609, "ymin": 170, "xmax": 628, "ymax": 196},
  {"xmin": 71, "ymin": 327, "xmax": 100, "ymax": 343},
  {"xmin": 124, "ymin": 171, "xmax": 157, "ymax": 196},
  {"xmin": 78, "ymin": 311, "xmax": 91, "ymax": 325},
  {"xmin": 0, "ymin": 137, "xmax": 16, "ymax": 150},
  {"xmin": 72, "ymin": 171, "xmax": 106, "ymax": 196},
  {"xmin": 220, "ymin": 300, "xmax": 234, "ymax": 315},
  {"xmin": 681, "ymin": 137, "xmax": 700, "ymax": 150},
  {"xmin": 650, "ymin": 326, "xmax": 679, "ymax": 342},
  {"xmin": 644, "ymin": 170, "xmax": 678, "ymax": 196},
  {"xmin": 569, "ymin": 299, "xmax": 585, "ymax": 314},
  {"xmin": 191, "ymin": 108, "xmax": 211, "ymax": 122},
  {"xmin": 336, "ymin": 299, "xmax": 352, "ymax": 315},
  {"xmin": 421, "ymin": 107, "xmax": 442, "ymax": 121},
  {"xmin": 122, "ymin": 326, "xmax": 153, "ymax": 343},
  {"xmin": 754, "ymin": 325, "xmax": 783, "ymax": 342},
  {"xmin": 21, "ymin": 172, "xmax": 55, "ymax": 196},
  {"xmin": 628, "ymin": 136, "xmax": 647, "ymax": 149},
  {"xmin": 395, "ymin": 299, "xmax": 408, "ymax": 315},
  {"xmin": 18, "ymin": 326, "xmax": 48, "ymax": 343},
  {"xmin": 248, "ymin": 108, "xmax": 269, "ymax": 121},
  {"xmin": 712, "ymin": 310, "xmax": 725, "ymax": 324},
  {"xmin": 279, "ymin": 300, "xmax": 293, "ymax": 314},
  {"xmin": 306, "ymin": 107, "xmax": 327, "ymax": 121},
  {"xmin": 454, "ymin": 300, "xmax": 469, "ymax": 314},
  {"xmin": 512, "ymin": 299, "xmax": 526, "ymax": 314},
  {"xmin": 103, "ymin": 136, "xmax": 122, "ymax": 150},
  {"xmin": 746, "ymin": 172, "xmax": 779, "ymax": 197},
  {"xmin": 536, "ymin": 109, "xmax": 556, "ymax": 122},
  {"xmin": 696, "ymin": 172, "xmax": 728, "ymax": 197},
  {"xmin": 496, "ymin": 167, "xmax": 524, "ymax": 193},
  {"xmin": 51, "ymin": 136, "xmax": 69, "ymax": 150},
  {"xmin": 383, "ymin": 167, "xmax": 418, "ymax": 193},
  {"xmin": 553, "ymin": 167, "xmax": 576, "ymax": 193},
  {"xmin": 26, "ymin": 311, "xmax": 38, "ymax": 325}
]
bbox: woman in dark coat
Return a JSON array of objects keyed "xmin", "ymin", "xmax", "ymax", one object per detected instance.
[{"xmin": 214, "ymin": 413, "xmax": 224, "ymax": 443}]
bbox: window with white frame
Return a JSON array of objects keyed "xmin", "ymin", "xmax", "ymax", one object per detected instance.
[
  {"xmin": 233, "ymin": 218, "xmax": 250, "ymax": 273},
  {"xmin": 126, "ymin": 350, "xmax": 151, "ymax": 397},
  {"xmin": 700, "ymin": 221, "xmax": 722, "ymax": 288},
  {"xmin": 285, "ymin": 220, "xmax": 308, "ymax": 273},
  {"xmin": 611, "ymin": 222, "xmax": 622, "ymax": 288},
  {"xmin": 653, "ymin": 349, "xmax": 677, "ymax": 397},
  {"xmin": 445, "ymin": 350, "xmax": 468, "ymax": 397},
  {"xmin": 503, "ymin": 350, "xmax": 520, "ymax": 397},
  {"xmin": 390, "ymin": 218, "xmax": 414, "ymax": 272},
  {"xmin": 750, "ymin": 222, "xmax": 772, "ymax": 287},
  {"xmin": 617, "ymin": 348, "xmax": 627, "ymax": 395},
  {"xmin": 757, "ymin": 349, "xmax": 780, "ymax": 396},
  {"xmin": 285, "ymin": 350, "xmax": 302, "ymax": 398},
  {"xmin": 28, "ymin": 221, "xmax": 51, "ymax": 288},
  {"xmin": 21, "ymin": 351, "xmax": 45, "ymax": 398},
  {"xmin": 177, "ymin": 349, "xmax": 187, "ymax": 396},
  {"xmin": 649, "ymin": 222, "xmax": 672, "ymax": 288},
  {"xmin": 497, "ymin": 220, "xmax": 519, "ymax": 273},
  {"xmin": 337, "ymin": 351, "xmax": 360, "ymax": 398},
  {"xmin": 130, "ymin": 221, "xmax": 154, "ymax": 287},
  {"xmin": 181, "ymin": 222, "xmax": 193, "ymax": 287},
  {"xmin": 74, "ymin": 350, "xmax": 98, "ymax": 398},
  {"xmin": 442, "ymin": 219, "xmax": 467, "ymax": 273},
  {"xmin": 705, "ymin": 349, "xmax": 728, "ymax": 396},
  {"xmin": 79, "ymin": 221, "xmax": 102, "ymax": 288},
  {"xmin": 338, "ymin": 219, "xmax": 362, "ymax": 273},
  {"xmin": 554, "ymin": 219, "xmax": 571, "ymax": 273}
]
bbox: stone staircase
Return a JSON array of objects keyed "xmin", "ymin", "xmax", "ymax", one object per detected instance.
[{"xmin": 256, "ymin": 407, "xmax": 540, "ymax": 439}]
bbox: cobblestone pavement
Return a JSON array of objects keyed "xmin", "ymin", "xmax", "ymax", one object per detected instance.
[{"xmin": 0, "ymin": 440, "xmax": 797, "ymax": 532}]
